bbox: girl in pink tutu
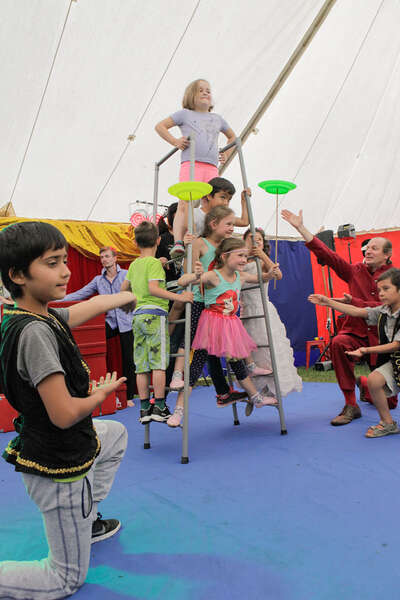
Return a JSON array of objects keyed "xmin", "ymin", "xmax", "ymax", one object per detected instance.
[{"xmin": 167, "ymin": 237, "xmax": 278, "ymax": 427}]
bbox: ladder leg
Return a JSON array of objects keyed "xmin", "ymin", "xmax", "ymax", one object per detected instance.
[
  {"xmin": 226, "ymin": 367, "xmax": 240, "ymax": 426},
  {"xmin": 144, "ymin": 422, "xmax": 151, "ymax": 449}
]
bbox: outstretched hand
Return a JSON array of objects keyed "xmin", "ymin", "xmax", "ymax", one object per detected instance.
[
  {"xmin": 281, "ymin": 209, "xmax": 303, "ymax": 229},
  {"xmin": 331, "ymin": 293, "xmax": 352, "ymax": 304},
  {"xmin": 91, "ymin": 372, "xmax": 127, "ymax": 396},
  {"xmin": 308, "ymin": 293, "xmax": 330, "ymax": 306},
  {"xmin": 345, "ymin": 348, "xmax": 366, "ymax": 359}
]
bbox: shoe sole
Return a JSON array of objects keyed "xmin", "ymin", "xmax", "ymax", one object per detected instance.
[
  {"xmin": 139, "ymin": 416, "xmax": 152, "ymax": 424},
  {"xmin": 151, "ymin": 415, "xmax": 170, "ymax": 422},
  {"xmin": 91, "ymin": 521, "xmax": 121, "ymax": 544}
]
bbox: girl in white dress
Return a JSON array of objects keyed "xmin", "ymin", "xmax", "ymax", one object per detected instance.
[{"xmin": 241, "ymin": 229, "xmax": 302, "ymax": 404}]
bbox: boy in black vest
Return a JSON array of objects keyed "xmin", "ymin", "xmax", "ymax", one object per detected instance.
[
  {"xmin": 309, "ymin": 267, "xmax": 400, "ymax": 438},
  {"xmin": 0, "ymin": 222, "xmax": 135, "ymax": 599}
]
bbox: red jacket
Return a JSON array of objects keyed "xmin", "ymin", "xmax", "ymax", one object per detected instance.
[{"xmin": 306, "ymin": 236, "xmax": 392, "ymax": 343}]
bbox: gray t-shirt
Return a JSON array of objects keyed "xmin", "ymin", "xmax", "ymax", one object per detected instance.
[
  {"xmin": 17, "ymin": 308, "xmax": 70, "ymax": 387},
  {"xmin": 366, "ymin": 305, "xmax": 400, "ymax": 342},
  {"xmin": 193, "ymin": 207, "xmax": 207, "ymax": 236},
  {"xmin": 171, "ymin": 109, "xmax": 230, "ymax": 166}
]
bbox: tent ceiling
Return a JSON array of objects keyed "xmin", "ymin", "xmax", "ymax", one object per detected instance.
[{"xmin": 2, "ymin": 0, "xmax": 399, "ymax": 236}]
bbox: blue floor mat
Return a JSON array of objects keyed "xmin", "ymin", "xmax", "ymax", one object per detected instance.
[{"xmin": 1, "ymin": 382, "xmax": 400, "ymax": 600}]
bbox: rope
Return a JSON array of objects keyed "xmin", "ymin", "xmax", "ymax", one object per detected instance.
[
  {"xmin": 5, "ymin": 0, "xmax": 75, "ymax": 215},
  {"xmin": 86, "ymin": 0, "xmax": 201, "ymax": 220},
  {"xmin": 264, "ymin": 0, "xmax": 385, "ymax": 232}
]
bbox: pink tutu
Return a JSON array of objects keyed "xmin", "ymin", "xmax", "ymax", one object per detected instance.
[{"xmin": 192, "ymin": 310, "xmax": 257, "ymax": 359}]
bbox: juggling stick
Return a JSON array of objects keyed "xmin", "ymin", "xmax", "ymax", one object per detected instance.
[{"xmin": 257, "ymin": 180, "xmax": 296, "ymax": 288}]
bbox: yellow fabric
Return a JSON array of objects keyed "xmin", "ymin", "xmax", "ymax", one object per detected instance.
[{"xmin": 0, "ymin": 217, "xmax": 139, "ymax": 261}]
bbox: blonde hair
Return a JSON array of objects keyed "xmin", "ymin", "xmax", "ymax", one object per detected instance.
[
  {"xmin": 202, "ymin": 206, "xmax": 234, "ymax": 238},
  {"xmin": 182, "ymin": 79, "xmax": 213, "ymax": 111},
  {"xmin": 214, "ymin": 238, "xmax": 246, "ymax": 268}
]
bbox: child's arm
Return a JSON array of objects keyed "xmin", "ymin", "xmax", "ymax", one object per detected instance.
[
  {"xmin": 148, "ymin": 280, "xmax": 193, "ymax": 304},
  {"xmin": 200, "ymin": 271, "xmax": 219, "ymax": 289},
  {"xmin": 347, "ymin": 340, "xmax": 400, "ymax": 359},
  {"xmin": 233, "ymin": 188, "xmax": 250, "ymax": 227},
  {"xmin": 239, "ymin": 270, "xmax": 269, "ymax": 284},
  {"xmin": 178, "ymin": 261, "xmax": 203, "ymax": 287},
  {"xmin": 183, "ymin": 236, "xmax": 204, "ymax": 274},
  {"xmin": 308, "ymin": 294, "xmax": 368, "ymax": 318},
  {"xmin": 219, "ymin": 128, "xmax": 237, "ymax": 162},
  {"xmin": 155, "ymin": 117, "xmax": 189, "ymax": 150},
  {"xmin": 68, "ymin": 291, "xmax": 136, "ymax": 328},
  {"xmin": 251, "ymin": 246, "xmax": 283, "ymax": 279},
  {"xmin": 38, "ymin": 371, "xmax": 126, "ymax": 430}
]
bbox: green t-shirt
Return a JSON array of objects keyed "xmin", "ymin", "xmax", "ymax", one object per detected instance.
[{"xmin": 126, "ymin": 256, "xmax": 169, "ymax": 312}]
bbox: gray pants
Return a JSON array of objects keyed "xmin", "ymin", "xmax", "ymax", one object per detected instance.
[{"xmin": 0, "ymin": 419, "xmax": 128, "ymax": 600}]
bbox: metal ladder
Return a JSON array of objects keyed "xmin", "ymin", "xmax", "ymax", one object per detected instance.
[{"xmin": 219, "ymin": 137, "xmax": 287, "ymax": 435}]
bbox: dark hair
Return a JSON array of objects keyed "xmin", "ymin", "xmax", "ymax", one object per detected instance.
[
  {"xmin": 377, "ymin": 267, "xmax": 400, "ymax": 289},
  {"xmin": 202, "ymin": 205, "xmax": 234, "ymax": 238},
  {"xmin": 0, "ymin": 222, "xmax": 67, "ymax": 299},
  {"xmin": 167, "ymin": 202, "xmax": 178, "ymax": 227},
  {"xmin": 207, "ymin": 177, "xmax": 235, "ymax": 198},
  {"xmin": 243, "ymin": 227, "xmax": 271, "ymax": 256},
  {"xmin": 134, "ymin": 221, "xmax": 159, "ymax": 248},
  {"xmin": 214, "ymin": 237, "xmax": 246, "ymax": 268}
]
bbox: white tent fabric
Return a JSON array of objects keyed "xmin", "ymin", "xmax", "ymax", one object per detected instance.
[{"xmin": 1, "ymin": 0, "xmax": 400, "ymax": 236}]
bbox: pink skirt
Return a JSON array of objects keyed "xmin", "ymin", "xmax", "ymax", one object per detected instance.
[{"xmin": 192, "ymin": 310, "xmax": 257, "ymax": 359}]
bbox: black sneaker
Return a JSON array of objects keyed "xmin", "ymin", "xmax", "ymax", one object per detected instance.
[
  {"xmin": 91, "ymin": 512, "xmax": 121, "ymax": 544},
  {"xmin": 139, "ymin": 406, "xmax": 152, "ymax": 424},
  {"xmin": 216, "ymin": 389, "xmax": 248, "ymax": 407},
  {"xmin": 151, "ymin": 404, "xmax": 171, "ymax": 422}
]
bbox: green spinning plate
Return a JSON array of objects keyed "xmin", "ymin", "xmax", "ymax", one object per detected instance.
[
  {"xmin": 168, "ymin": 181, "xmax": 212, "ymax": 202},
  {"xmin": 258, "ymin": 180, "xmax": 296, "ymax": 195}
]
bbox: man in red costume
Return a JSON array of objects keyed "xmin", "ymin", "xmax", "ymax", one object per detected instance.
[{"xmin": 282, "ymin": 209, "xmax": 397, "ymax": 425}]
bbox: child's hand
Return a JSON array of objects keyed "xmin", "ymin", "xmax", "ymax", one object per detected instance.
[
  {"xmin": 183, "ymin": 232, "xmax": 196, "ymax": 246},
  {"xmin": 91, "ymin": 372, "xmax": 127, "ymax": 396},
  {"xmin": 180, "ymin": 290, "xmax": 194, "ymax": 303},
  {"xmin": 174, "ymin": 136, "xmax": 189, "ymax": 150},
  {"xmin": 241, "ymin": 188, "xmax": 251, "ymax": 203},
  {"xmin": 218, "ymin": 151, "xmax": 227, "ymax": 165},
  {"xmin": 119, "ymin": 292, "xmax": 137, "ymax": 313},
  {"xmin": 159, "ymin": 256, "xmax": 169, "ymax": 270},
  {"xmin": 345, "ymin": 348, "xmax": 367, "ymax": 359},
  {"xmin": 251, "ymin": 246, "xmax": 263, "ymax": 258},
  {"xmin": 308, "ymin": 293, "xmax": 329, "ymax": 306},
  {"xmin": 268, "ymin": 263, "xmax": 280, "ymax": 279}
]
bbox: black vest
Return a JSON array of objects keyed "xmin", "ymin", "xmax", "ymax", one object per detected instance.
[{"xmin": 0, "ymin": 307, "xmax": 100, "ymax": 479}]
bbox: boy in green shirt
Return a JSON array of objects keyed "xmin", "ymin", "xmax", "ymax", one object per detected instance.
[{"xmin": 122, "ymin": 221, "xmax": 193, "ymax": 423}]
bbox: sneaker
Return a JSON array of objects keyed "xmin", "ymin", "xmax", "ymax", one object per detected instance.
[
  {"xmin": 139, "ymin": 406, "xmax": 152, "ymax": 424},
  {"xmin": 249, "ymin": 365, "xmax": 273, "ymax": 376},
  {"xmin": 170, "ymin": 242, "xmax": 185, "ymax": 259},
  {"xmin": 216, "ymin": 389, "xmax": 248, "ymax": 406},
  {"xmin": 330, "ymin": 403, "xmax": 361, "ymax": 426},
  {"xmin": 91, "ymin": 512, "xmax": 121, "ymax": 544},
  {"xmin": 255, "ymin": 395, "xmax": 278, "ymax": 408},
  {"xmin": 365, "ymin": 420, "xmax": 400, "ymax": 438},
  {"xmin": 167, "ymin": 406, "xmax": 184, "ymax": 427},
  {"xmin": 151, "ymin": 404, "xmax": 171, "ymax": 423},
  {"xmin": 170, "ymin": 371, "xmax": 184, "ymax": 390}
]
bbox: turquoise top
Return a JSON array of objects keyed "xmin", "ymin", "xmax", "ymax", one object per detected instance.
[
  {"xmin": 193, "ymin": 238, "xmax": 216, "ymax": 302},
  {"xmin": 204, "ymin": 270, "xmax": 241, "ymax": 309}
]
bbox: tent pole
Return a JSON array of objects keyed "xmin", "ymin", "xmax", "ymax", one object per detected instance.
[{"xmin": 220, "ymin": 0, "xmax": 338, "ymax": 174}]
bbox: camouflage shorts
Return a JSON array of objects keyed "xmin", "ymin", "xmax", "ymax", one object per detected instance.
[{"xmin": 133, "ymin": 313, "xmax": 170, "ymax": 373}]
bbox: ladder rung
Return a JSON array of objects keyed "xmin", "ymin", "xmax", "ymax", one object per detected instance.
[
  {"xmin": 169, "ymin": 318, "xmax": 186, "ymax": 324},
  {"xmin": 242, "ymin": 284, "xmax": 261, "ymax": 291},
  {"xmin": 240, "ymin": 314, "xmax": 265, "ymax": 320},
  {"xmin": 169, "ymin": 352, "xmax": 185, "ymax": 358},
  {"xmin": 256, "ymin": 344, "xmax": 269, "ymax": 349}
]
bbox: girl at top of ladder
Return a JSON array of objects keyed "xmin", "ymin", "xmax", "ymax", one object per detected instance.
[
  {"xmin": 167, "ymin": 237, "xmax": 278, "ymax": 428},
  {"xmin": 241, "ymin": 228, "xmax": 302, "ymax": 413},
  {"xmin": 155, "ymin": 78, "xmax": 236, "ymax": 258},
  {"xmin": 169, "ymin": 206, "xmax": 246, "ymax": 401}
]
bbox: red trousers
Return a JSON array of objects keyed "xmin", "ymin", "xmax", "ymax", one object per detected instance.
[{"xmin": 331, "ymin": 333, "xmax": 398, "ymax": 408}]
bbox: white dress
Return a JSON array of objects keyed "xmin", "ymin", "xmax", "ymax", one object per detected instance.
[{"xmin": 241, "ymin": 261, "xmax": 302, "ymax": 398}]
